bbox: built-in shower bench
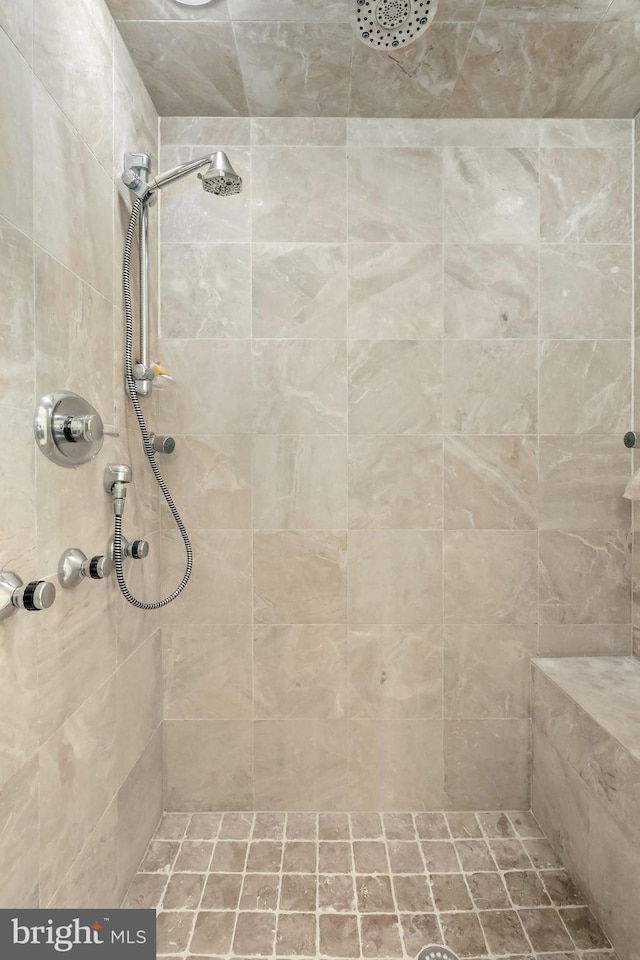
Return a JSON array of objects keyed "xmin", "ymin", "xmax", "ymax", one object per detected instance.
[{"xmin": 531, "ymin": 656, "xmax": 640, "ymax": 960}]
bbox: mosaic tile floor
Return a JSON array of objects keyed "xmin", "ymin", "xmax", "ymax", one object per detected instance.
[{"xmin": 124, "ymin": 810, "xmax": 617, "ymax": 960}]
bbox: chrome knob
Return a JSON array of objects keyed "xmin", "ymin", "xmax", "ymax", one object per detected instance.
[
  {"xmin": 0, "ymin": 572, "xmax": 56, "ymax": 624},
  {"xmin": 12, "ymin": 580, "xmax": 56, "ymax": 611},
  {"xmin": 62, "ymin": 413, "xmax": 104, "ymax": 443},
  {"xmin": 128, "ymin": 539, "xmax": 149, "ymax": 560},
  {"xmin": 150, "ymin": 434, "xmax": 176, "ymax": 455},
  {"xmin": 58, "ymin": 548, "xmax": 113, "ymax": 589}
]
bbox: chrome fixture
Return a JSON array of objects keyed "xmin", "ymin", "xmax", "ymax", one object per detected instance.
[
  {"xmin": 115, "ymin": 145, "xmax": 242, "ymax": 610},
  {"xmin": 104, "ymin": 463, "xmax": 133, "ymax": 517},
  {"xmin": 624, "ymin": 432, "xmax": 639, "ymax": 448},
  {"xmin": 174, "ymin": 0, "xmax": 214, "ymax": 5},
  {"xmin": 121, "ymin": 149, "xmax": 242, "ymax": 399},
  {"xmin": 0, "ymin": 571, "xmax": 56, "ymax": 625},
  {"xmin": 58, "ymin": 548, "xmax": 113, "ymax": 589},
  {"xmin": 149, "ymin": 434, "xmax": 176, "ymax": 455},
  {"xmin": 107, "ymin": 534, "xmax": 150, "ymax": 563},
  {"xmin": 34, "ymin": 392, "xmax": 105, "ymax": 467},
  {"xmin": 355, "ymin": 0, "xmax": 439, "ymax": 50}
]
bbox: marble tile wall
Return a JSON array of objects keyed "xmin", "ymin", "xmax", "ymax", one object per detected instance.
[
  {"xmin": 0, "ymin": 0, "xmax": 163, "ymax": 908},
  {"xmin": 532, "ymin": 657, "xmax": 640, "ymax": 960},
  {"xmin": 157, "ymin": 115, "xmax": 634, "ymax": 814},
  {"xmin": 634, "ymin": 113, "xmax": 640, "ymax": 661},
  {"xmin": 105, "ymin": 1, "xmax": 640, "ymax": 120}
]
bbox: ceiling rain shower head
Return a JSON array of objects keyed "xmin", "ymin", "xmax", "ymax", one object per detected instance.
[
  {"xmin": 355, "ymin": 0, "xmax": 439, "ymax": 50},
  {"xmin": 198, "ymin": 151, "xmax": 243, "ymax": 196}
]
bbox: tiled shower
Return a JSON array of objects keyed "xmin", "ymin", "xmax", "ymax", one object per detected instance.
[{"xmin": 0, "ymin": 0, "xmax": 639, "ymax": 959}]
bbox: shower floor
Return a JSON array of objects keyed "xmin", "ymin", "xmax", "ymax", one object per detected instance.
[{"xmin": 124, "ymin": 810, "xmax": 616, "ymax": 960}]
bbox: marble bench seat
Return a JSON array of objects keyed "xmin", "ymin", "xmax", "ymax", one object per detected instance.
[{"xmin": 532, "ymin": 656, "xmax": 640, "ymax": 960}]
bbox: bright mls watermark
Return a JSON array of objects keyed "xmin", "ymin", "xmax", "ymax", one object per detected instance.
[{"xmin": 0, "ymin": 910, "xmax": 155, "ymax": 957}]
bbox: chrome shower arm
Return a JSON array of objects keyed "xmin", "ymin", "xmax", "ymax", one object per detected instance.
[{"xmin": 147, "ymin": 154, "xmax": 214, "ymax": 196}]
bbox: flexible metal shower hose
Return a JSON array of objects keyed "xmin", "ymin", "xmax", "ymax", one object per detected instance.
[{"xmin": 115, "ymin": 196, "xmax": 193, "ymax": 609}]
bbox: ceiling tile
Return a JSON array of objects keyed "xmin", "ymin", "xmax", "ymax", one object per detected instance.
[
  {"xmin": 553, "ymin": 22, "xmax": 640, "ymax": 117},
  {"xmin": 447, "ymin": 21, "xmax": 596, "ymax": 117},
  {"xmin": 105, "ymin": 0, "xmax": 230, "ymax": 20},
  {"xmin": 434, "ymin": 0, "xmax": 486, "ymax": 21},
  {"xmin": 350, "ymin": 23, "xmax": 474, "ymax": 118},
  {"xmin": 115, "ymin": 21, "xmax": 248, "ymax": 115},
  {"xmin": 228, "ymin": 0, "xmax": 349, "ymax": 20},
  {"xmin": 480, "ymin": 0, "xmax": 612, "ymax": 20},
  {"xmin": 603, "ymin": 0, "xmax": 640, "ymax": 19},
  {"xmin": 234, "ymin": 21, "xmax": 352, "ymax": 117}
]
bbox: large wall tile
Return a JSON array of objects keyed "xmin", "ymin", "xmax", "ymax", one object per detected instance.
[
  {"xmin": 480, "ymin": 0, "xmax": 611, "ymax": 20},
  {"xmin": 349, "ymin": 719, "xmax": 444, "ymax": 810},
  {"xmin": 444, "ymin": 147, "xmax": 539, "ymax": 242},
  {"xmin": 159, "ymin": 145, "xmax": 250, "ymax": 242},
  {"xmin": 0, "ymin": 408, "xmax": 36, "ymax": 573},
  {"xmin": 0, "ymin": 218, "xmax": 34, "ymax": 408},
  {"xmin": 49, "ymin": 802, "xmax": 119, "ymax": 908},
  {"xmin": 539, "ymin": 530, "xmax": 631, "ymax": 624},
  {"xmin": 157, "ymin": 340, "xmax": 252, "ymax": 434},
  {"xmin": 116, "ymin": 730, "xmax": 163, "ymax": 903},
  {"xmin": 252, "ymin": 243, "xmax": 347, "ymax": 339},
  {"xmin": 160, "ymin": 530, "xmax": 252, "ymax": 625},
  {"xmin": 116, "ymin": 633, "xmax": 162, "ymax": 787},
  {"xmin": 115, "ymin": 21, "xmax": 247, "ymax": 116},
  {"xmin": 0, "ymin": 0, "xmax": 33, "ymax": 62},
  {"xmin": 0, "ymin": 758, "xmax": 39, "ymax": 908},
  {"xmin": 349, "ymin": 436, "xmax": 442, "ymax": 530},
  {"xmin": 540, "ymin": 148, "xmax": 632, "ymax": 242},
  {"xmin": 348, "ymin": 531, "xmax": 443, "ymax": 624},
  {"xmin": 33, "ymin": 81, "xmax": 113, "ymax": 299},
  {"xmin": 35, "ymin": 250, "xmax": 115, "ymax": 424},
  {"xmin": 348, "ymin": 148, "xmax": 442, "ymax": 242},
  {"xmin": 159, "ymin": 435, "xmax": 252, "ymax": 531},
  {"xmin": 164, "ymin": 719, "xmax": 253, "ymax": 810},
  {"xmin": 554, "ymin": 23, "xmax": 640, "ymax": 118},
  {"xmin": 33, "ymin": 0, "xmax": 114, "ymax": 169},
  {"xmin": 161, "ymin": 243, "xmax": 251, "ymax": 339},
  {"xmin": 0, "ymin": 613, "xmax": 37, "ymax": 791},
  {"xmin": 254, "ymin": 719, "xmax": 348, "ymax": 810},
  {"xmin": 540, "ymin": 118, "xmax": 632, "ymax": 148},
  {"xmin": 161, "ymin": 116, "xmax": 250, "ymax": 146},
  {"xmin": 0, "ymin": 28, "xmax": 33, "ymax": 235},
  {"xmin": 229, "ymin": 0, "xmax": 348, "ymax": 19},
  {"xmin": 538, "ymin": 624, "xmax": 631, "ymax": 657},
  {"xmin": 444, "ymin": 436, "xmax": 538, "ymax": 530},
  {"xmin": 252, "ymin": 116, "xmax": 347, "ymax": 146},
  {"xmin": 349, "ymin": 23, "xmax": 474, "ymax": 119},
  {"xmin": 444, "ymin": 719, "xmax": 531, "ymax": 809},
  {"xmin": 253, "ymin": 435, "xmax": 348, "ymax": 530},
  {"xmin": 163, "ymin": 625, "xmax": 253, "ymax": 719},
  {"xmin": 348, "ymin": 243, "xmax": 443, "ymax": 339},
  {"xmin": 39, "ymin": 679, "xmax": 117, "ymax": 905},
  {"xmin": 444, "ymin": 244, "xmax": 538, "ymax": 339},
  {"xmin": 252, "ymin": 146, "xmax": 346, "ymax": 242},
  {"xmin": 349, "ymin": 340, "xmax": 442, "ymax": 435},
  {"xmin": 234, "ymin": 22, "xmax": 352, "ymax": 117},
  {"xmin": 113, "ymin": 27, "xmax": 158, "ymax": 181},
  {"xmin": 447, "ymin": 22, "xmax": 595, "ymax": 118},
  {"xmin": 348, "ymin": 626, "xmax": 443, "ymax": 719},
  {"xmin": 254, "ymin": 625, "xmax": 347, "ymax": 719},
  {"xmin": 253, "ymin": 340, "xmax": 347, "ymax": 434},
  {"xmin": 539, "ymin": 340, "xmax": 631, "ymax": 435},
  {"xmin": 539, "ymin": 436, "xmax": 631, "ymax": 531},
  {"xmin": 443, "ymin": 625, "xmax": 537, "ymax": 719},
  {"xmin": 107, "ymin": 0, "xmax": 230, "ymax": 18},
  {"xmin": 540, "ymin": 244, "xmax": 632, "ymax": 339},
  {"xmin": 443, "ymin": 341, "xmax": 538, "ymax": 434},
  {"xmin": 253, "ymin": 532, "xmax": 347, "ymax": 625},
  {"xmin": 444, "ymin": 531, "xmax": 538, "ymax": 624}
]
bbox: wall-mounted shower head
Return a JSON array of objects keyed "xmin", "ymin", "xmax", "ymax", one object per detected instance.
[
  {"xmin": 198, "ymin": 151, "xmax": 243, "ymax": 196},
  {"xmin": 355, "ymin": 0, "xmax": 439, "ymax": 50},
  {"xmin": 122, "ymin": 150, "xmax": 242, "ymax": 201}
]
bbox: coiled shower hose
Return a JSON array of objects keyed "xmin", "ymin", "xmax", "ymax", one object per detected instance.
[{"xmin": 115, "ymin": 196, "xmax": 193, "ymax": 609}]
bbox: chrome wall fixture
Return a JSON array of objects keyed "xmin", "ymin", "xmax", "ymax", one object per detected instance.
[
  {"xmin": 58, "ymin": 547, "xmax": 114, "ymax": 589},
  {"xmin": 0, "ymin": 571, "xmax": 56, "ymax": 625},
  {"xmin": 34, "ymin": 392, "xmax": 108, "ymax": 467}
]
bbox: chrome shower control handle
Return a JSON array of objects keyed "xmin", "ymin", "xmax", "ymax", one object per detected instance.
[
  {"xmin": 128, "ymin": 539, "xmax": 149, "ymax": 560},
  {"xmin": 58, "ymin": 548, "xmax": 114, "ymax": 589},
  {"xmin": 57, "ymin": 412, "xmax": 104, "ymax": 444},
  {"xmin": 12, "ymin": 580, "xmax": 56, "ymax": 611},
  {"xmin": 0, "ymin": 572, "xmax": 56, "ymax": 624}
]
